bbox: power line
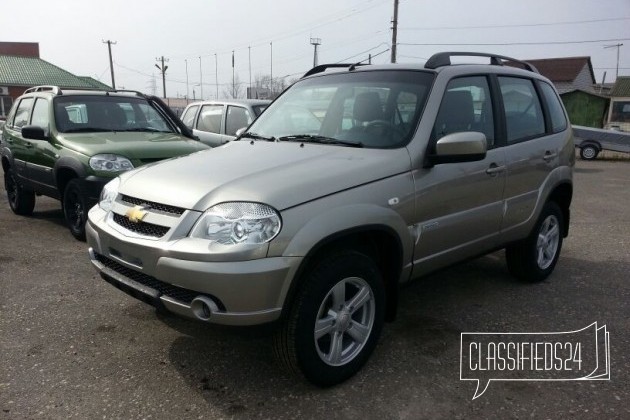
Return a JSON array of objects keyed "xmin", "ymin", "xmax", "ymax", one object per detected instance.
[
  {"xmin": 335, "ymin": 45, "xmax": 389, "ymax": 63},
  {"xmin": 399, "ymin": 38, "xmax": 630, "ymax": 46},
  {"xmin": 399, "ymin": 16, "xmax": 630, "ymax": 31},
  {"xmin": 169, "ymin": 0, "xmax": 390, "ymax": 59}
]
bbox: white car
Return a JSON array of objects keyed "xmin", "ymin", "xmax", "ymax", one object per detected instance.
[{"xmin": 180, "ymin": 99, "xmax": 270, "ymax": 147}]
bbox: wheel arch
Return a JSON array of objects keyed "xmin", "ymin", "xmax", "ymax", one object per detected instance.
[
  {"xmin": 578, "ymin": 140, "xmax": 601, "ymax": 151},
  {"xmin": 54, "ymin": 157, "xmax": 86, "ymax": 196},
  {"xmin": 281, "ymin": 225, "xmax": 404, "ymax": 323},
  {"xmin": 547, "ymin": 182, "xmax": 572, "ymax": 237}
]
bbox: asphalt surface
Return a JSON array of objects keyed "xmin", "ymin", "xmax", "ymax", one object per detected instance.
[{"xmin": 1, "ymin": 157, "xmax": 629, "ymax": 419}]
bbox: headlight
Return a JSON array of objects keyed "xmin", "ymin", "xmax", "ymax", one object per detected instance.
[
  {"xmin": 89, "ymin": 154, "xmax": 134, "ymax": 172},
  {"xmin": 190, "ymin": 202, "xmax": 281, "ymax": 245},
  {"xmin": 98, "ymin": 177, "xmax": 120, "ymax": 212}
]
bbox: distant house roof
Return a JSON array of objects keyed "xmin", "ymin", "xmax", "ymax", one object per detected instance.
[
  {"xmin": 523, "ymin": 57, "xmax": 595, "ymax": 84},
  {"xmin": 560, "ymin": 88, "xmax": 609, "ymax": 100},
  {"xmin": 0, "ymin": 54, "xmax": 103, "ymax": 89},
  {"xmin": 610, "ymin": 76, "xmax": 630, "ymax": 97}
]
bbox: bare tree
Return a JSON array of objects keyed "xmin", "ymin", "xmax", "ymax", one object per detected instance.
[
  {"xmin": 223, "ymin": 74, "xmax": 245, "ymax": 99},
  {"xmin": 250, "ymin": 73, "xmax": 291, "ymax": 99}
]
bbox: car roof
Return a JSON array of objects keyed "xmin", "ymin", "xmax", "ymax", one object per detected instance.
[
  {"xmin": 185, "ymin": 99, "xmax": 271, "ymax": 108},
  {"xmin": 19, "ymin": 86, "xmax": 149, "ymax": 99},
  {"xmin": 301, "ymin": 52, "xmax": 548, "ymax": 82}
]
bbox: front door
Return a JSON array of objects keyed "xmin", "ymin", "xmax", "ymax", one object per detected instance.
[{"xmin": 411, "ymin": 75, "xmax": 506, "ymax": 277}]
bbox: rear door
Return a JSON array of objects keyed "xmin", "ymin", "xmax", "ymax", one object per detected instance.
[
  {"xmin": 497, "ymin": 76, "xmax": 564, "ymax": 238},
  {"xmin": 3, "ymin": 97, "xmax": 35, "ymax": 182}
]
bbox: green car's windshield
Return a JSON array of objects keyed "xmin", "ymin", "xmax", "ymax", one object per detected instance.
[
  {"xmin": 54, "ymin": 95, "xmax": 173, "ymax": 134},
  {"xmin": 247, "ymin": 70, "xmax": 434, "ymax": 149}
]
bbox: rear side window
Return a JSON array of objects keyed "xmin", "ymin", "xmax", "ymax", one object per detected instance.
[
  {"xmin": 498, "ymin": 77, "xmax": 545, "ymax": 143},
  {"xmin": 181, "ymin": 105, "xmax": 199, "ymax": 129},
  {"xmin": 13, "ymin": 97, "xmax": 34, "ymax": 129},
  {"xmin": 539, "ymin": 82, "xmax": 567, "ymax": 132}
]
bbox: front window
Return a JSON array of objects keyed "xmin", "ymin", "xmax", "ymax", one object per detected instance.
[
  {"xmin": 611, "ymin": 100, "xmax": 630, "ymax": 123},
  {"xmin": 247, "ymin": 70, "xmax": 434, "ymax": 148},
  {"xmin": 53, "ymin": 95, "xmax": 174, "ymax": 134}
]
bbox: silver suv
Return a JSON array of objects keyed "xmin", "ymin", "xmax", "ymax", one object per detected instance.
[{"xmin": 86, "ymin": 52, "xmax": 574, "ymax": 386}]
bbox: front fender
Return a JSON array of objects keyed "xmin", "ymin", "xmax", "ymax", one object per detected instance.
[{"xmin": 271, "ymin": 202, "xmax": 413, "ymax": 265}]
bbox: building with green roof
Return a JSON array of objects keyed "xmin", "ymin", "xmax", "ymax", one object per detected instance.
[{"xmin": 0, "ymin": 42, "xmax": 110, "ymax": 119}]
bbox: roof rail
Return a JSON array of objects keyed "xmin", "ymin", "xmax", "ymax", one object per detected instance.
[
  {"xmin": 302, "ymin": 63, "xmax": 367, "ymax": 78},
  {"xmin": 24, "ymin": 85, "xmax": 61, "ymax": 95},
  {"xmin": 424, "ymin": 52, "xmax": 539, "ymax": 73}
]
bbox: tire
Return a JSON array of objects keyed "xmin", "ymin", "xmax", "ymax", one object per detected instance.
[
  {"xmin": 580, "ymin": 145, "xmax": 599, "ymax": 160},
  {"xmin": 62, "ymin": 179, "xmax": 87, "ymax": 241},
  {"xmin": 4, "ymin": 167, "xmax": 35, "ymax": 216},
  {"xmin": 506, "ymin": 201, "xmax": 564, "ymax": 282},
  {"xmin": 273, "ymin": 250, "xmax": 385, "ymax": 386}
]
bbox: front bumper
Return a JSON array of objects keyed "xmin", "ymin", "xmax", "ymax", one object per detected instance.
[{"xmin": 86, "ymin": 208, "xmax": 302, "ymax": 326}]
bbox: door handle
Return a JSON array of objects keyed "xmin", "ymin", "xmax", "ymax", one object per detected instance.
[
  {"xmin": 486, "ymin": 163, "xmax": 506, "ymax": 176},
  {"xmin": 25, "ymin": 142, "xmax": 33, "ymax": 149},
  {"xmin": 543, "ymin": 151, "xmax": 558, "ymax": 161}
]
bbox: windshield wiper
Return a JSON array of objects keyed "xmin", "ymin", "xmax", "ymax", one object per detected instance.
[
  {"xmin": 119, "ymin": 127, "xmax": 171, "ymax": 133},
  {"xmin": 62, "ymin": 127, "xmax": 111, "ymax": 133},
  {"xmin": 238, "ymin": 132, "xmax": 277, "ymax": 142},
  {"xmin": 277, "ymin": 134, "xmax": 363, "ymax": 148}
]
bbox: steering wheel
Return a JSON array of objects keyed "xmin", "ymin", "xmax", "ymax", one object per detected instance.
[{"xmin": 364, "ymin": 120, "xmax": 405, "ymax": 142}]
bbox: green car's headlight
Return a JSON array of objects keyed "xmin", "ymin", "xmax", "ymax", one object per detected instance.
[
  {"xmin": 89, "ymin": 154, "xmax": 134, "ymax": 172},
  {"xmin": 98, "ymin": 177, "xmax": 120, "ymax": 212},
  {"xmin": 190, "ymin": 202, "xmax": 281, "ymax": 245}
]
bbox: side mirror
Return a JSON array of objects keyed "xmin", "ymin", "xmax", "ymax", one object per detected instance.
[
  {"xmin": 428, "ymin": 131, "xmax": 487, "ymax": 165},
  {"xmin": 21, "ymin": 125, "xmax": 49, "ymax": 141},
  {"xmin": 235, "ymin": 127, "xmax": 247, "ymax": 138}
]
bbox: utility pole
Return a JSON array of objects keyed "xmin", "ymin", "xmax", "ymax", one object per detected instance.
[
  {"xmin": 185, "ymin": 59, "xmax": 189, "ymax": 100},
  {"xmin": 248, "ymin": 46, "xmax": 252, "ymax": 97},
  {"xmin": 155, "ymin": 56, "xmax": 168, "ymax": 99},
  {"xmin": 199, "ymin": 56, "xmax": 203, "ymax": 100},
  {"xmin": 232, "ymin": 50, "xmax": 236, "ymax": 98},
  {"xmin": 390, "ymin": 0, "xmax": 399, "ymax": 63},
  {"xmin": 310, "ymin": 37, "xmax": 321, "ymax": 67},
  {"xmin": 102, "ymin": 40, "xmax": 117, "ymax": 89},
  {"xmin": 604, "ymin": 43, "xmax": 624, "ymax": 80},
  {"xmin": 270, "ymin": 42, "xmax": 273, "ymax": 95},
  {"xmin": 215, "ymin": 53, "xmax": 219, "ymax": 100}
]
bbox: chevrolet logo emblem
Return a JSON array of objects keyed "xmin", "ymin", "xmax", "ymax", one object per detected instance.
[{"xmin": 125, "ymin": 205, "xmax": 148, "ymax": 223}]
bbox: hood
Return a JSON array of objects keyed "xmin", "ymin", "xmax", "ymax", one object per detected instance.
[
  {"xmin": 58, "ymin": 131, "xmax": 207, "ymax": 159},
  {"xmin": 119, "ymin": 141, "xmax": 412, "ymax": 211}
]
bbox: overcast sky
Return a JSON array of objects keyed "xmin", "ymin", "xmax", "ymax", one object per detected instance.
[{"xmin": 3, "ymin": 0, "xmax": 629, "ymax": 98}]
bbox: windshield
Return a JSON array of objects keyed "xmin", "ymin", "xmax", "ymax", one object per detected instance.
[
  {"xmin": 247, "ymin": 70, "xmax": 433, "ymax": 148},
  {"xmin": 53, "ymin": 95, "xmax": 174, "ymax": 134}
]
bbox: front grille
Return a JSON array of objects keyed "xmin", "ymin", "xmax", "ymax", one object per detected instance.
[
  {"xmin": 95, "ymin": 253, "xmax": 215, "ymax": 306},
  {"xmin": 120, "ymin": 194, "xmax": 185, "ymax": 216},
  {"xmin": 113, "ymin": 213, "xmax": 170, "ymax": 238}
]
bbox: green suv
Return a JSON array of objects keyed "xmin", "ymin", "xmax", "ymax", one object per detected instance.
[{"xmin": 1, "ymin": 86, "xmax": 208, "ymax": 240}]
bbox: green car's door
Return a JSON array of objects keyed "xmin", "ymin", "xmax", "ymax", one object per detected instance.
[{"xmin": 27, "ymin": 97, "xmax": 58, "ymax": 195}]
